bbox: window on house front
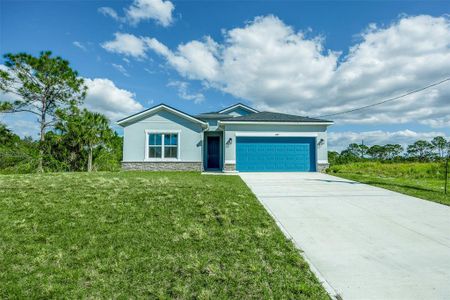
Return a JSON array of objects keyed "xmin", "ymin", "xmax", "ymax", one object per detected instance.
[{"xmin": 148, "ymin": 133, "xmax": 178, "ymax": 159}]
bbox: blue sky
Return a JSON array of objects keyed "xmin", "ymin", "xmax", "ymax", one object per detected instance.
[{"xmin": 1, "ymin": 0, "xmax": 449, "ymax": 150}]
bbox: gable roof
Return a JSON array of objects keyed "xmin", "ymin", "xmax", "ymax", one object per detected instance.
[
  {"xmin": 117, "ymin": 104, "xmax": 208, "ymax": 127},
  {"xmin": 217, "ymin": 103, "xmax": 259, "ymax": 114},
  {"xmin": 219, "ymin": 111, "xmax": 333, "ymax": 124}
]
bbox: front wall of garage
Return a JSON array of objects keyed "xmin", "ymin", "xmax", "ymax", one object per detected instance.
[
  {"xmin": 236, "ymin": 136, "xmax": 317, "ymax": 171},
  {"xmin": 223, "ymin": 124, "xmax": 329, "ymax": 171}
]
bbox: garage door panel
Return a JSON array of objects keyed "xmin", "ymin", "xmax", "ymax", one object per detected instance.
[{"xmin": 236, "ymin": 137, "xmax": 316, "ymax": 172}]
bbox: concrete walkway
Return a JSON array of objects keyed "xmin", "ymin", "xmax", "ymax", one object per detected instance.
[{"xmin": 239, "ymin": 172, "xmax": 450, "ymax": 300}]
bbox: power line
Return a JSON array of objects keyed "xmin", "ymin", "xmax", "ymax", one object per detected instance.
[{"xmin": 316, "ymin": 77, "xmax": 450, "ymax": 118}]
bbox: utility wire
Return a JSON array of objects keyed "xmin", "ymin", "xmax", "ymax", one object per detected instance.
[{"xmin": 316, "ymin": 77, "xmax": 450, "ymax": 118}]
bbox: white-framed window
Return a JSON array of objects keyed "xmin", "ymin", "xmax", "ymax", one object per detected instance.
[{"xmin": 146, "ymin": 131, "xmax": 180, "ymax": 160}]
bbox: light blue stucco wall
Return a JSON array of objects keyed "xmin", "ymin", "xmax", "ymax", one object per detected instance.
[
  {"xmin": 205, "ymin": 119, "xmax": 220, "ymax": 131},
  {"xmin": 226, "ymin": 107, "xmax": 254, "ymax": 117},
  {"xmin": 223, "ymin": 123, "xmax": 329, "ymax": 164},
  {"xmin": 122, "ymin": 110, "xmax": 204, "ymax": 162}
]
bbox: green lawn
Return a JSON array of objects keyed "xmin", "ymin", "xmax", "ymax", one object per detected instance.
[
  {"xmin": 327, "ymin": 162, "xmax": 450, "ymax": 206},
  {"xmin": 0, "ymin": 172, "xmax": 328, "ymax": 299}
]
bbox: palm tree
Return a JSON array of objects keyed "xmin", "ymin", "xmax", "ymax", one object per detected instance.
[
  {"xmin": 80, "ymin": 111, "xmax": 111, "ymax": 172},
  {"xmin": 55, "ymin": 107, "xmax": 112, "ymax": 172}
]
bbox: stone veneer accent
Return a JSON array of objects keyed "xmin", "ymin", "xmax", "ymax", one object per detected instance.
[
  {"xmin": 122, "ymin": 161, "xmax": 202, "ymax": 171},
  {"xmin": 317, "ymin": 163, "xmax": 329, "ymax": 173},
  {"xmin": 224, "ymin": 163, "xmax": 236, "ymax": 172}
]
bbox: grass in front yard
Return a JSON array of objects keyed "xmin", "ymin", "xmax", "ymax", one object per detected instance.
[
  {"xmin": 328, "ymin": 162, "xmax": 450, "ymax": 206},
  {"xmin": 0, "ymin": 172, "xmax": 328, "ymax": 299}
]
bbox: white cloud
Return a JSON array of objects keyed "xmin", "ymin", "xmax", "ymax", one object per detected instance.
[
  {"xmin": 1, "ymin": 76, "xmax": 144, "ymax": 137},
  {"xmin": 146, "ymin": 37, "xmax": 220, "ymax": 80},
  {"xmin": 328, "ymin": 129, "xmax": 448, "ymax": 152},
  {"xmin": 73, "ymin": 41, "xmax": 87, "ymax": 51},
  {"xmin": 167, "ymin": 80, "xmax": 205, "ymax": 103},
  {"xmin": 420, "ymin": 116, "xmax": 450, "ymax": 128},
  {"xmin": 98, "ymin": 7, "xmax": 120, "ymax": 21},
  {"xmin": 112, "ymin": 63, "xmax": 130, "ymax": 77},
  {"xmin": 98, "ymin": 0, "xmax": 174, "ymax": 27},
  {"xmin": 102, "ymin": 33, "xmax": 148, "ymax": 58},
  {"xmin": 126, "ymin": 0, "xmax": 174, "ymax": 27},
  {"xmin": 137, "ymin": 14, "xmax": 450, "ymax": 126},
  {"xmin": 83, "ymin": 78, "xmax": 143, "ymax": 120},
  {"xmin": 0, "ymin": 114, "xmax": 38, "ymax": 138}
]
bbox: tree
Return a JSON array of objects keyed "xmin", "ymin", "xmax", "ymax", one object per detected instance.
[
  {"xmin": 0, "ymin": 122, "xmax": 19, "ymax": 145},
  {"xmin": 347, "ymin": 143, "xmax": 368, "ymax": 159},
  {"xmin": 367, "ymin": 145, "xmax": 387, "ymax": 160},
  {"xmin": 384, "ymin": 144, "xmax": 403, "ymax": 160},
  {"xmin": 339, "ymin": 149, "xmax": 359, "ymax": 164},
  {"xmin": 328, "ymin": 151, "xmax": 340, "ymax": 165},
  {"xmin": 0, "ymin": 51, "xmax": 87, "ymax": 172},
  {"xmin": 407, "ymin": 140, "xmax": 434, "ymax": 161},
  {"xmin": 55, "ymin": 108, "xmax": 113, "ymax": 172},
  {"xmin": 431, "ymin": 136, "xmax": 448, "ymax": 159},
  {"xmin": 0, "ymin": 123, "xmax": 39, "ymax": 172}
]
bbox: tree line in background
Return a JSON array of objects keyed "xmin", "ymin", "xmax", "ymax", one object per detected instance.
[
  {"xmin": 0, "ymin": 52, "xmax": 122, "ymax": 173},
  {"xmin": 1, "ymin": 51, "xmax": 448, "ymax": 174},
  {"xmin": 329, "ymin": 136, "xmax": 450, "ymax": 165}
]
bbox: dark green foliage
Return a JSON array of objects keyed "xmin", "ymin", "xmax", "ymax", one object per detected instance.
[
  {"xmin": 0, "ymin": 51, "xmax": 87, "ymax": 171},
  {"xmin": 41, "ymin": 108, "xmax": 123, "ymax": 172},
  {"xmin": 0, "ymin": 51, "xmax": 123, "ymax": 173},
  {"xmin": 0, "ymin": 123, "xmax": 39, "ymax": 173},
  {"xmin": 431, "ymin": 136, "xmax": 448, "ymax": 158},
  {"xmin": 0, "ymin": 172, "xmax": 328, "ymax": 299},
  {"xmin": 347, "ymin": 143, "xmax": 368, "ymax": 158},
  {"xmin": 407, "ymin": 140, "xmax": 435, "ymax": 161}
]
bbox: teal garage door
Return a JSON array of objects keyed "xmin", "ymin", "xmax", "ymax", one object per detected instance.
[{"xmin": 236, "ymin": 137, "xmax": 316, "ymax": 172}]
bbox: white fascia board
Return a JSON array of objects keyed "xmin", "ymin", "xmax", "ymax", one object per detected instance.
[
  {"xmin": 235, "ymin": 132, "xmax": 318, "ymax": 137},
  {"xmin": 218, "ymin": 121, "xmax": 333, "ymax": 126},
  {"xmin": 218, "ymin": 104, "xmax": 259, "ymax": 114},
  {"xmin": 117, "ymin": 105, "xmax": 208, "ymax": 127}
]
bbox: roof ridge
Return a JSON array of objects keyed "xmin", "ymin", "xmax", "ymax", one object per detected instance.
[
  {"xmin": 117, "ymin": 103, "xmax": 207, "ymax": 126},
  {"xmin": 217, "ymin": 102, "xmax": 259, "ymax": 114},
  {"xmin": 219, "ymin": 110, "xmax": 332, "ymax": 123}
]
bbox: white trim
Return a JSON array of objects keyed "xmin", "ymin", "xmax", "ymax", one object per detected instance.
[
  {"xmin": 218, "ymin": 121, "xmax": 333, "ymax": 126},
  {"xmin": 218, "ymin": 103, "xmax": 259, "ymax": 114},
  {"xmin": 144, "ymin": 130, "xmax": 181, "ymax": 161},
  {"xmin": 318, "ymin": 160, "xmax": 329, "ymax": 164},
  {"xmin": 123, "ymin": 160, "xmax": 202, "ymax": 163},
  {"xmin": 225, "ymin": 160, "xmax": 236, "ymax": 164},
  {"xmin": 235, "ymin": 132, "xmax": 318, "ymax": 137},
  {"xmin": 117, "ymin": 105, "xmax": 208, "ymax": 127}
]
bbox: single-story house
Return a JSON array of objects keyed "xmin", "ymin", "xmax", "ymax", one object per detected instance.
[{"xmin": 117, "ymin": 103, "xmax": 333, "ymax": 172}]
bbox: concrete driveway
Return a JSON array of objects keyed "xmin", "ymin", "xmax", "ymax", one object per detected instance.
[{"xmin": 239, "ymin": 172, "xmax": 450, "ymax": 300}]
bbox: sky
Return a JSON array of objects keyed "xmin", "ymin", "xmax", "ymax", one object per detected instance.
[{"xmin": 1, "ymin": 0, "xmax": 449, "ymax": 151}]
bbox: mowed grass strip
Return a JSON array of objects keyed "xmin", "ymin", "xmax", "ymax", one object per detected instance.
[
  {"xmin": 0, "ymin": 172, "xmax": 328, "ymax": 299},
  {"xmin": 328, "ymin": 162, "xmax": 450, "ymax": 206}
]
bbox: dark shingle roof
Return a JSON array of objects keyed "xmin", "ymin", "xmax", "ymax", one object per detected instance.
[{"xmin": 221, "ymin": 111, "xmax": 332, "ymax": 123}]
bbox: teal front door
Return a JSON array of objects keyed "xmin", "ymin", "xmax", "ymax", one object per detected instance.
[{"xmin": 236, "ymin": 137, "xmax": 316, "ymax": 172}]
